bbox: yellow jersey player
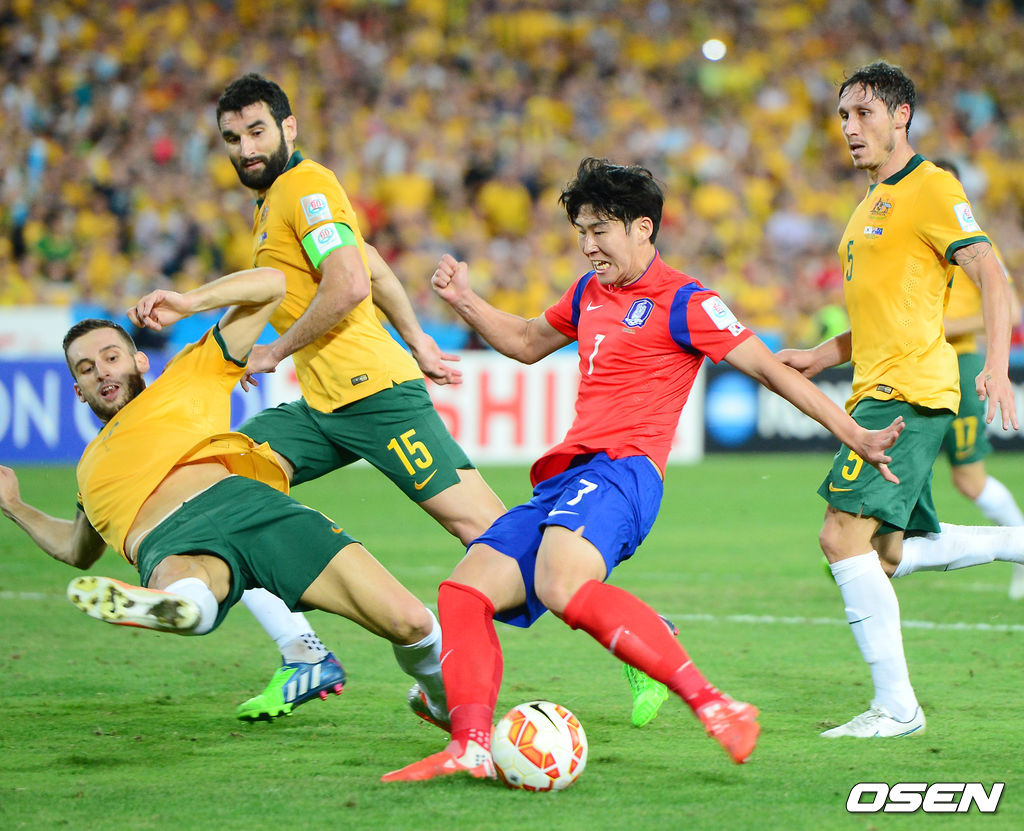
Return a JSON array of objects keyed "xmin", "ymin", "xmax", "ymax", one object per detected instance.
[
  {"xmin": 933, "ymin": 159, "xmax": 1024, "ymax": 600},
  {"xmin": 779, "ymin": 61, "xmax": 1022, "ymax": 738},
  {"xmin": 0, "ymin": 268, "xmax": 449, "ymax": 732},
  {"xmin": 214, "ymin": 74, "xmax": 507, "ymax": 723}
]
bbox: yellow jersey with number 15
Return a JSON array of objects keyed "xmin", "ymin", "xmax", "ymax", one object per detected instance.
[
  {"xmin": 838, "ymin": 154, "xmax": 989, "ymax": 413},
  {"xmin": 252, "ymin": 152, "xmax": 421, "ymax": 413}
]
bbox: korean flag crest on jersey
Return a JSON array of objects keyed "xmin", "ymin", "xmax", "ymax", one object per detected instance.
[
  {"xmin": 623, "ymin": 298, "xmax": 654, "ymax": 328},
  {"xmin": 301, "ymin": 193, "xmax": 332, "ymax": 225}
]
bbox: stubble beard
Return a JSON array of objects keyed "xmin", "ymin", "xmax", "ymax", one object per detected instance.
[{"xmin": 87, "ymin": 371, "xmax": 147, "ymax": 423}]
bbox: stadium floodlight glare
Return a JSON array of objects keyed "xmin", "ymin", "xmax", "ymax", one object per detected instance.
[{"xmin": 702, "ymin": 38, "xmax": 727, "ymax": 61}]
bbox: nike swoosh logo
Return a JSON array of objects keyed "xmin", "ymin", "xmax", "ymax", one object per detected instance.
[
  {"xmin": 586, "ymin": 302, "xmax": 603, "ymax": 311},
  {"xmin": 828, "ymin": 483, "xmax": 853, "ymax": 492},
  {"xmin": 414, "ymin": 470, "xmax": 438, "ymax": 491},
  {"xmin": 331, "ymin": 525, "xmax": 345, "ymax": 533},
  {"xmin": 548, "ymin": 509, "xmax": 579, "ymax": 517}
]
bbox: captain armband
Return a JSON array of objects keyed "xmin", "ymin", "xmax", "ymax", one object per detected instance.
[{"xmin": 301, "ymin": 222, "xmax": 358, "ymax": 268}]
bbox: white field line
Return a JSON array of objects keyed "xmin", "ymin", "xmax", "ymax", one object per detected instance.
[
  {"xmin": 4, "ymin": 590, "xmax": 1020, "ymax": 633},
  {"xmin": 667, "ymin": 612, "xmax": 1024, "ymax": 634}
]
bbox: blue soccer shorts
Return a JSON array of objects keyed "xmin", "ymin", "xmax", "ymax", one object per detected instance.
[{"xmin": 473, "ymin": 452, "xmax": 664, "ymax": 628}]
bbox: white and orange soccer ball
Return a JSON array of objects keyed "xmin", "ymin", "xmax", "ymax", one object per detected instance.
[{"xmin": 491, "ymin": 701, "xmax": 588, "ymax": 791}]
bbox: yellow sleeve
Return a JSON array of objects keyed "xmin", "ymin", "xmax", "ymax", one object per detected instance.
[
  {"xmin": 916, "ymin": 170, "xmax": 989, "ymax": 265},
  {"xmin": 285, "ymin": 164, "xmax": 360, "ymax": 244}
]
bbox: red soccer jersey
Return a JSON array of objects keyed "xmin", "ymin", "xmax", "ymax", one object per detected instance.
[{"xmin": 534, "ymin": 253, "xmax": 752, "ymax": 485}]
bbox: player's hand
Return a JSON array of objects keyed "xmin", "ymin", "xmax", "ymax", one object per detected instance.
[
  {"xmin": 127, "ymin": 289, "xmax": 194, "ymax": 331},
  {"xmin": 775, "ymin": 347, "xmax": 822, "ymax": 379},
  {"xmin": 240, "ymin": 344, "xmax": 279, "ymax": 393},
  {"xmin": 409, "ymin": 333, "xmax": 462, "ymax": 386},
  {"xmin": 431, "ymin": 254, "xmax": 471, "ymax": 306},
  {"xmin": 976, "ymin": 366, "xmax": 1019, "ymax": 431},
  {"xmin": 851, "ymin": 416, "xmax": 904, "ymax": 485},
  {"xmin": 0, "ymin": 465, "xmax": 22, "ymax": 514}
]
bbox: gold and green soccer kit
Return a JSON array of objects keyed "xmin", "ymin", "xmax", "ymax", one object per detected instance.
[
  {"xmin": 821, "ymin": 155, "xmax": 990, "ymax": 531},
  {"xmin": 240, "ymin": 152, "xmax": 471, "ymax": 498}
]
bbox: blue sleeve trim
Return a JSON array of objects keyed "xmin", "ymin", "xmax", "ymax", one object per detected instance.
[
  {"xmin": 570, "ymin": 272, "xmax": 596, "ymax": 328},
  {"xmin": 668, "ymin": 283, "xmax": 705, "ymax": 350}
]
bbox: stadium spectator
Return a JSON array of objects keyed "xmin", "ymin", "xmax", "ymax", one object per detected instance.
[
  {"xmin": 3, "ymin": 3, "xmax": 1024, "ymax": 346},
  {"xmin": 382, "ymin": 157, "xmax": 905, "ymax": 782}
]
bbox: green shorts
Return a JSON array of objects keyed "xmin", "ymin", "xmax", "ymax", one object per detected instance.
[
  {"xmin": 941, "ymin": 352, "xmax": 993, "ymax": 466},
  {"xmin": 818, "ymin": 398, "xmax": 953, "ymax": 535},
  {"xmin": 239, "ymin": 380, "xmax": 472, "ymax": 501},
  {"xmin": 136, "ymin": 476, "xmax": 357, "ymax": 632}
]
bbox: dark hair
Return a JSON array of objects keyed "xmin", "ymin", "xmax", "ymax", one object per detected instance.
[
  {"xmin": 933, "ymin": 157, "xmax": 961, "ymax": 180},
  {"xmin": 839, "ymin": 61, "xmax": 916, "ymax": 134},
  {"xmin": 62, "ymin": 318, "xmax": 137, "ymax": 372},
  {"xmin": 559, "ymin": 158, "xmax": 664, "ymax": 242},
  {"xmin": 216, "ymin": 73, "xmax": 293, "ymax": 126}
]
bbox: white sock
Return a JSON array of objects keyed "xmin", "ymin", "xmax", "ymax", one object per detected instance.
[
  {"xmin": 391, "ymin": 609, "xmax": 447, "ymax": 717},
  {"xmin": 830, "ymin": 552, "xmax": 917, "ymax": 720},
  {"xmin": 974, "ymin": 476, "xmax": 1024, "ymax": 526},
  {"xmin": 240, "ymin": 588, "xmax": 328, "ymax": 663},
  {"xmin": 893, "ymin": 522, "xmax": 1024, "ymax": 578},
  {"xmin": 164, "ymin": 577, "xmax": 218, "ymax": 635}
]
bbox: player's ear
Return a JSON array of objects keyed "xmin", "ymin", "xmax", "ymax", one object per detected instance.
[
  {"xmin": 134, "ymin": 351, "xmax": 150, "ymax": 374},
  {"xmin": 73, "ymin": 382, "xmax": 85, "ymax": 403},
  {"xmin": 894, "ymin": 102, "xmax": 911, "ymax": 133},
  {"xmin": 282, "ymin": 114, "xmax": 297, "ymax": 145},
  {"xmin": 636, "ymin": 216, "xmax": 654, "ymax": 243}
]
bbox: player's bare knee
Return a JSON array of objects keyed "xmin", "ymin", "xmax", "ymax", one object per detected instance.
[
  {"xmin": 818, "ymin": 523, "xmax": 844, "ymax": 563},
  {"xmin": 388, "ymin": 601, "xmax": 436, "ymax": 645},
  {"xmin": 535, "ymin": 576, "xmax": 574, "ymax": 617}
]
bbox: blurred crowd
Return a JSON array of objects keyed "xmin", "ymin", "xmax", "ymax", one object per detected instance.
[{"xmin": 3, "ymin": 0, "xmax": 1024, "ymax": 349}]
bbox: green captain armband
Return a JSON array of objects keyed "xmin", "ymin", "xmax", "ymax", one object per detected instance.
[{"xmin": 301, "ymin": 222, "xmax": 358, "ymax": 268}]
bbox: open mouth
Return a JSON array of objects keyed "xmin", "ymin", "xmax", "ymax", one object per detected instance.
[{"xmin": 100, "ymin": 382, "xmax": 120, "ymax": 400}]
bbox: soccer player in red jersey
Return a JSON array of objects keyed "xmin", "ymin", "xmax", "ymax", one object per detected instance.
[{"xmin": 381, "ymin": 158, "xmax": 904, "ymax": 781}]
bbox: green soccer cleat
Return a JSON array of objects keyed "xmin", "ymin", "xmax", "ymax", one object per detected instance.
[
  {"xmin": 236, "ymin": 652, "xmax": 346, "ymax": 722},
  {"xmin": 623, "ymin": 664, "xmax": 670, "ymax": 728}
]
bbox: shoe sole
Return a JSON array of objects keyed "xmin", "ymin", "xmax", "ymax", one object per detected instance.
[{"xmin": 67, "ymin": 576, "xmax": 199, "ymax": 632}]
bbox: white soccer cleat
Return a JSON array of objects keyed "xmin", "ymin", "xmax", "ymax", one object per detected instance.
[
  {"xmin": 820, "ymin": 704, "xmax": 925, "ymax": 738},
  {"xmin": 67, "ymin": 575, "xmax": 201, "ymax": 633},
  {"xmin": 1009, "ymin": 564, "xmax": 1024, "ymax": 601}
]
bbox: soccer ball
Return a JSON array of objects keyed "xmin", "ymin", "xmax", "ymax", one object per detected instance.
[{"xmin": 491, "ymin": 701, "xmax": 587, "ymax": 791}]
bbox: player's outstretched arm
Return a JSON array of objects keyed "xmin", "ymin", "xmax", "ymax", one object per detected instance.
[
  {"xmin": 247, "ymin": 246, "xmax": 370, "ymax": 384},
  {"xmin": 726, "ymin": 336, "xmax": 904, "ymax": 483},
  {"xmin": 366, "ymin": 244, "xmax": 461, "ymax": 385},
  {"xmin": 431, "ymin": 254, "xmax": 570, "ymax": 363},
  {"xmin": 0, "ymin": 466, "xmax": 105, "ymax": 568},
  {"xmin": 775, "ymin": 331, "xmax": 852, "ymax": 379},
  {"xmin": 129, "ymin": 267, "xmax": 286, "ymax": 365},
  {"xmin": 955, "ymin": 241, "xmax": 1019, "ymax": 430}
]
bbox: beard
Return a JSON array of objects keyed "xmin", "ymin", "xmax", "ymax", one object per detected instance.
[
  {"xmin": 233, "ymin": 132, "xmax": 290, "ymax": 191},
  {"xmin": 87, "ymin": 371, "xmax": 147, "ymax": 422}
]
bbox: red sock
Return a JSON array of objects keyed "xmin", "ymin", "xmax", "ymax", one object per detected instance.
[
  {"xmin": 438, "ymin": 580, "xmax": 502, "ymax": 752},
  {"xmin": 562, "ymin": 580, "xmax": 724, "ymax": 713}
]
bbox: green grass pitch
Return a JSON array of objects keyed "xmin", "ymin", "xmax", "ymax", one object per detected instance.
[{"xmin": 1, "ymin": 454, "xmax": 1022, "ymax": 830}]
